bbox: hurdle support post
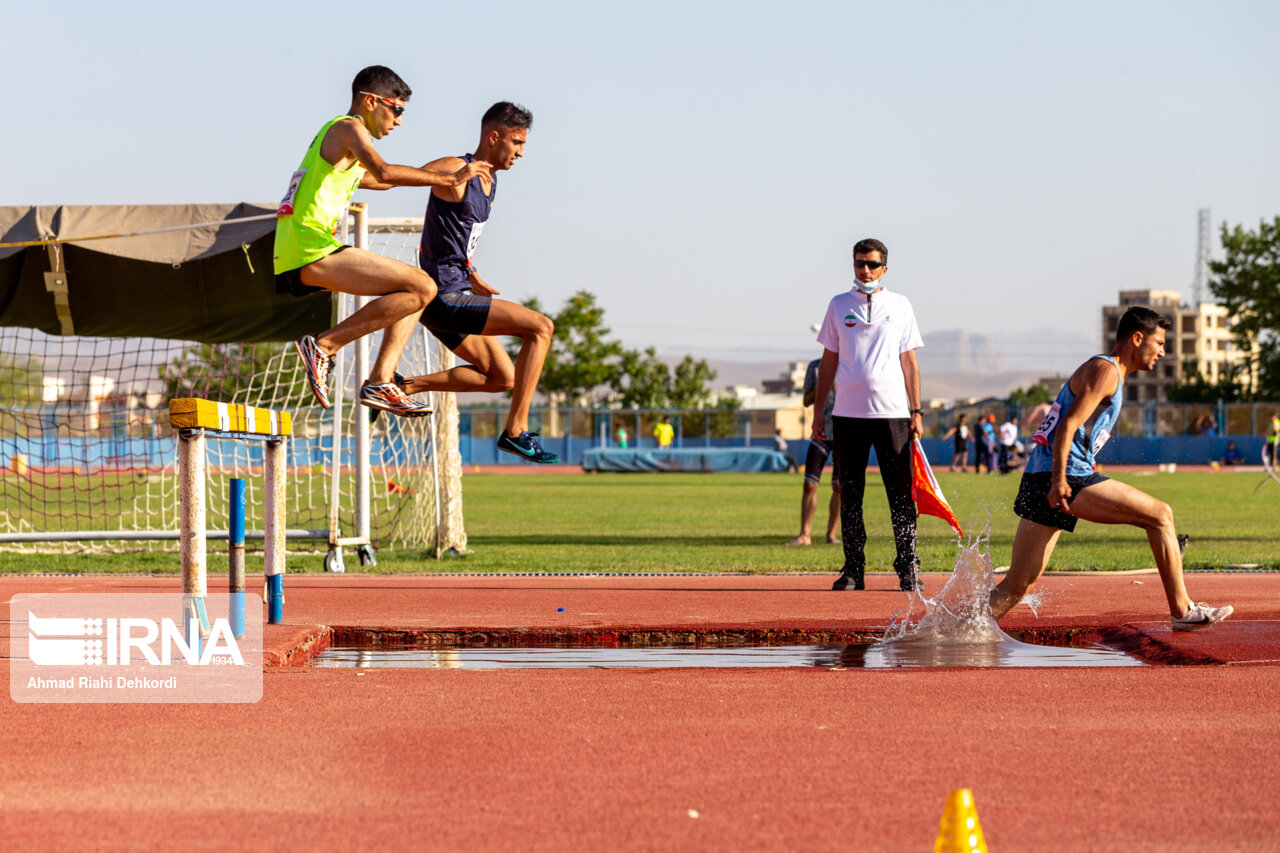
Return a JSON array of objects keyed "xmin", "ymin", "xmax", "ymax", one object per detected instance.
[
  {"xmin": 264, "ymin": 439, "xmax": 285, "ymax": 624},
  {"xmin": 170, "ymin": 398, "xmax": 292, "ymax": 630},
  {"xmin": 178, "ymin": 428, "xmax": 208, "ymax": 654}
]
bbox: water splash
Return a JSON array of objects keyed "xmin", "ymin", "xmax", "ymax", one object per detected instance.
[{"xmin": 883, "ymin": 531, "xmax": 1003, "ymax": 646}]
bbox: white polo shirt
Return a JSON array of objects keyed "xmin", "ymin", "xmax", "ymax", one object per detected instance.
[{"xmin": 816, "ymin": 286, "xmax": 923, "ymax": 418}]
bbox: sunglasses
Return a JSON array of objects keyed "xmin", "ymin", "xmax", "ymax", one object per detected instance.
[
  {"xmin": 358, "ymin": 91, "xmax": 405, "ymax": 117},
  {"xmin": 853, "ymin": 259, "xmax": 885, "ymax": 270}
]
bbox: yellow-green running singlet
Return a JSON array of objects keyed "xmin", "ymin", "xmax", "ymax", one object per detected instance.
[{"xmin": 273, "ymin": 115, "xmax": 367, "ymax": 274}]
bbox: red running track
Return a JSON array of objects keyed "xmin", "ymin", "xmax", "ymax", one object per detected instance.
[{"xmin": 2, "ymin": 572, "xmax": 1279, "ymax": 851}]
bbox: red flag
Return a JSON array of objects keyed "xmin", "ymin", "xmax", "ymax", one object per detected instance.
[{"xmin": 911, "ymin": 438, "xmax": 964, "ymax": 537}]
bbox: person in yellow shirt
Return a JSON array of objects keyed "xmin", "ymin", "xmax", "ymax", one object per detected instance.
[{"xmin": 653, "ymin": 415, "xmax": 674, "ymax": 449}]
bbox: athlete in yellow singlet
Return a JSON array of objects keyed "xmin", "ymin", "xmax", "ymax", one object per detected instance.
[{"xmin": 273, "ymin": 65, "xmax": 491, "ymax": 417}]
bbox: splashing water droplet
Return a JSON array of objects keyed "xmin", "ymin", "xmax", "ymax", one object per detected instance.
[{"xmin": 883, "ymin": 530, "xmax": 1003, "ymax": 646}]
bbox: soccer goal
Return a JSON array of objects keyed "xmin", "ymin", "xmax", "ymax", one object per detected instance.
[{"xmin": 0, "ymin": 202, "xmax": 465, "ymax": 565}]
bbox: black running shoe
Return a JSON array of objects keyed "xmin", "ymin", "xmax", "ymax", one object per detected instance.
[
  {"xmin": 497, "ymin": 431, "xmax": 560, "ymax": 464},
  {"xmin": 832, "ymin": 571, "xmax": 864, "ymax": 591}
]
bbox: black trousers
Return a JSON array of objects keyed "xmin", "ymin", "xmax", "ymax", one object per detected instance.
[{"xmin": 831, "ymin": 416, "xmax": 919, "ymax": 583}]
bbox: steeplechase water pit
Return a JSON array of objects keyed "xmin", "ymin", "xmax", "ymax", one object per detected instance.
[{"xmin": 309, "ymin": 633, "xmax": 1143, "ymax": 669}]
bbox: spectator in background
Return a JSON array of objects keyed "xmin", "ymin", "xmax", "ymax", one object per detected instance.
[
  {"xmin": 773, "ymin": 429, "xmax": 801, "ymax": 473},
  {"xmin": 653, "ymin": 415, "xmax": 674, "ymax": 450},
  {"xmin": 616, "ymin": 425, "xmax": 628, "ymax": 449},
  {"xmin": 1222, "ymin": 441, "xmax": 1243, "ymax": 466},
  {"xmin": 784, "ymin": 357, "xmax": 841, "ymax": 546},
  {"xmin": 1268, "ymin": 414, "xmax": 1280, "ymax": 466},
  {"xmin": 978, "ymin": 414, "xmax": 999, "ymax": 473},
  {"xmin": 942, "ymin": 413, "xmax": 970, "ymax": 472},
  {"xmin": 998, "ymin": 415, "xmax": 1020, "ymax": 473}
]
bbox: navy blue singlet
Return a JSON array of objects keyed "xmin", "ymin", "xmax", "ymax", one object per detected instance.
[{"xmin": 419, "ymin": 153, "xmax": 496, "ymax": 294}]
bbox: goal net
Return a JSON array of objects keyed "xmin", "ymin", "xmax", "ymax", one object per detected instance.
[{"xmin": 0, "ymin": 203, "xmax": 465, "ymax": 559}]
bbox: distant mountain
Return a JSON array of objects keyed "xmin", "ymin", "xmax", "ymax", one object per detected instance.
[{"xmin": 660, "ymin": 326, "xmax": 1093, "ymax": 403}]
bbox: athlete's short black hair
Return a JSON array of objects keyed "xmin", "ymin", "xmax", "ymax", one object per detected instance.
[
  {"xmin": 1115, "ymin": 306, "xmax": 1171, "ymax": 343},
  {"xmin": 853, "ymin": 238, "xmax": 888, "ymax": 263},
  {"xmin": 352, "ymin": 66, "xmax": 411, "ymax": 101},
  {"xmin": 482, "ymin": 101, "xmax": 533, "ymax": 131}
]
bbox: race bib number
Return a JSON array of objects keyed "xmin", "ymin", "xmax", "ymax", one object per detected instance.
[
  {"xmin": 1091, "ymin": 427, "xmax": 1112, "ymax": 455},
  {"xmin": 465, "ymin": 221, "xmax": 486, "ymax": 260},
  {"xmin": 1032, "ymin": 402, "xmax": 1062, "ymax": 447},
  {"xmin": 277, "ymin": 169, "xmax": 305, "ymax": 216}
]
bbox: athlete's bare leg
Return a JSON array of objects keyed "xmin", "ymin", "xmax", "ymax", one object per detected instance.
[
  {"xmin": 400, "ymin": 299, "xmax": 552, "ymax": 436},
  {"xmin": 990, "ymin": 519, "xmax": 1061, "ymax": 619},
  {"xmin": 825, "ymin": 481, "xmax": 841, "ymax": 543},
  {"xmin": 784, "ymin": 480, "xmax": 821, "ymax": 546},
  {"xmin": 401, "ymin": 335, "xmax": 515, "ymax": 394},
  {"xmin": 300, "ymin": 248, "xmax": 434, "ymax": 362},
  {"xmin": 1065, "ymin": 478, "xmax": 1192, "ymax": 618},
  {"xmin": 368, "ymin": 313, "xmax": 424, "ymax": 385},
  {"xmin": 990, "ymin": 478, "xmax": 1194, "ymax": 621}
]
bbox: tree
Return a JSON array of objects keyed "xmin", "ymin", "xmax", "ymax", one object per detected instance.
[
  {"xmin": 1209, "ymin": 216, "xmax": 1280, "ymax": 398},
  {"xmin": 669, "ymin": 355, "xmax": 718, "ymax": 409},
  {"xmin": 609, "ymin": 349, "xmax": 720, "ymax": 409},
  {"xmin": 0, "ymin": 353, "xmax": 43, "ymax": 405},
  {"xmin": 1167, "ymin": 361, "xmax": 1248, "ymax": 403},
  {"xmin": 512, "ymin": 291, "xmax": 624, "ymax": 404},
  {"xmin": 1007, "ymin": 383, "xmax": 1054, "ymax": 409},
  {"xmin": 612, "ymin": 346, "xmax": 671, "ymax": 409}
]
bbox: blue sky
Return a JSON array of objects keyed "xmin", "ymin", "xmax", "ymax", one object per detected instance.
[{"xmin": 7, "ymin": 0, "xmax": 1278, "ymax": 366}]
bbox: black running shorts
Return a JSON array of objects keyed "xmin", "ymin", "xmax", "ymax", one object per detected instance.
[
  {"xmin": 275, "ymin": 245, "xmax": 348, "ymax": 297},
  {"xmin": 1014, "ymin": 471, "xmax": 1107, "ymax": 532},
  {"xmin": 420, "ymin": 289, "xmax": 493, "ymax": 350},
  {"xmin": 803, "ymin": 436, "xmax": 840, "ymax": 486}
]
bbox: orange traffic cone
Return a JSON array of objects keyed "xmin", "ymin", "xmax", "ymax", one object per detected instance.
[
  {"xmin": 387, "ymin": 480, "xmax": 413, "ymax": 495},
  {"xmin": 935, "ymin": 788, "xmax": 987, "ymax": 852}
]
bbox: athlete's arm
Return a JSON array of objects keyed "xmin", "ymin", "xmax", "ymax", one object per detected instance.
[
  {"xmin": 811, "ymin": 349, "xmax": 838, "ymax": 441},
  {"xmin": 466, "ymin": 268, "xmax": 501, "ymax": 297},
  {"xmin": 1048, "ymin": 360, "xmax": 1120, "ymax": 510},
  {"xmin": 321, "ymin": 120, "xmax": 491, "ymax": 189},
  {"xmin": 421, "ymin": 157, "xmax": 471, "ymax": 202},
  {"xmin": 900, "ymin": 348, "xmax": 922, "ymax": 438}
]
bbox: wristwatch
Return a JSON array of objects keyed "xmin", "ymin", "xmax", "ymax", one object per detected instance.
[{"xmin": 910, "ymin": 408, "xmax": 923, "ymax": 415}]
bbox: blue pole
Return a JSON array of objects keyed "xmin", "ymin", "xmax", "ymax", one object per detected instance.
[
  {"xmin": 229, "ymin": 478, "xmax": 246, "ymax": 639},
  {"xmin": 267, "ymin": 574, "xmax": 284, "ymax": 624}
]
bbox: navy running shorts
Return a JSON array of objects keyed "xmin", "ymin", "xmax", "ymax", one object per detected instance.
[
  {"xmin": 1014, "ymin": 471, "xmax": 1108, "ymax": 532},
  {"xmin": 420, "ymin": 289, "xmax": 493, "ymax": 350}
]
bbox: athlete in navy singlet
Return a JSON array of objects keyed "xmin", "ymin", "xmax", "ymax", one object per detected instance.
[{"xmin": 395, "ymin": 102, "xmax": 560, "ymax": 464}]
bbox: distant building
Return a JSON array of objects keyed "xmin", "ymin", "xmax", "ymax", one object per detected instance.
[
  {"xmin": 761, "ymin": 361, "xmax": 808, "ymax": 396},
  {"xmin": 1101, "ymin": 289, "xmax": 1250, "ymax": 404}
]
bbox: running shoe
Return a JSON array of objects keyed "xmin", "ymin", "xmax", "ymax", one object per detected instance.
[
  {"xmin": 1172, "ymin": 602, "xmax": 1234, "ymax": 632},
  {"xmin": 368, "ymin": 373, "xmax": 408, "ymax": 424},
  {"xmin": 295, "ymin": 334, "xmax": 335, "ymax": 409},
  {"xmin": 831, "ymin": 571, "xmax": 864, "ymax": 591},
  {"xmin": 359, "ymin": 381, "xmax": 433, "ymax": 417},
  {"xmin": 496, "ymin": 431, "xmax": 560, "ymax": 464}
]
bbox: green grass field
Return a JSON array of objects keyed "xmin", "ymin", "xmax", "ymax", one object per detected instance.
[{"xmin": 3, "ymin": 471, "xmax": 1278, "ymax": 575}]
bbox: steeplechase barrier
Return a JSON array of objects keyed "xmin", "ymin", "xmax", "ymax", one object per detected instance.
[{"xmin": 169, "ymin": 398, "xmax": 290, "ymax": 636}]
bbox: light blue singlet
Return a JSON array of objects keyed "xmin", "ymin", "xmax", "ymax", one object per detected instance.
[{"xmin": 1024, "ymin": 355, "xmax": 1123, "ymax": 477}]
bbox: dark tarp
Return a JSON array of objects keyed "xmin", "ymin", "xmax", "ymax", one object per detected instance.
[{"xmin": 0, "ymin": 203, "xmax": 332, "ymax": 343}]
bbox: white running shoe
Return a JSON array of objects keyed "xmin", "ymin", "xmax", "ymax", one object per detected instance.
[{"xmin": 1172, "ymin": 602, "xmax": 1234, "ymax": 632}]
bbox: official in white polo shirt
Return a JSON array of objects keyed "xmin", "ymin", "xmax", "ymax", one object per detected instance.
[{"xmin": 812, "ymin": 238, "xmax": 925, "ymax": 591}]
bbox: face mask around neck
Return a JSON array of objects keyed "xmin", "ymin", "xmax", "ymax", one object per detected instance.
[{"xmin": 854, "ymin": 278, "xmax": 880, "ymax": 294}]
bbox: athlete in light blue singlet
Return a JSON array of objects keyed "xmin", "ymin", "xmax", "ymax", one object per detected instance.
[
  {"xmin": 1024, "ymin": 355, "xmax": 1123, "ymax": 477},
  {"xmin": 990, "ymin": 307, "xmax": 1232, "ymax": 633}
]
